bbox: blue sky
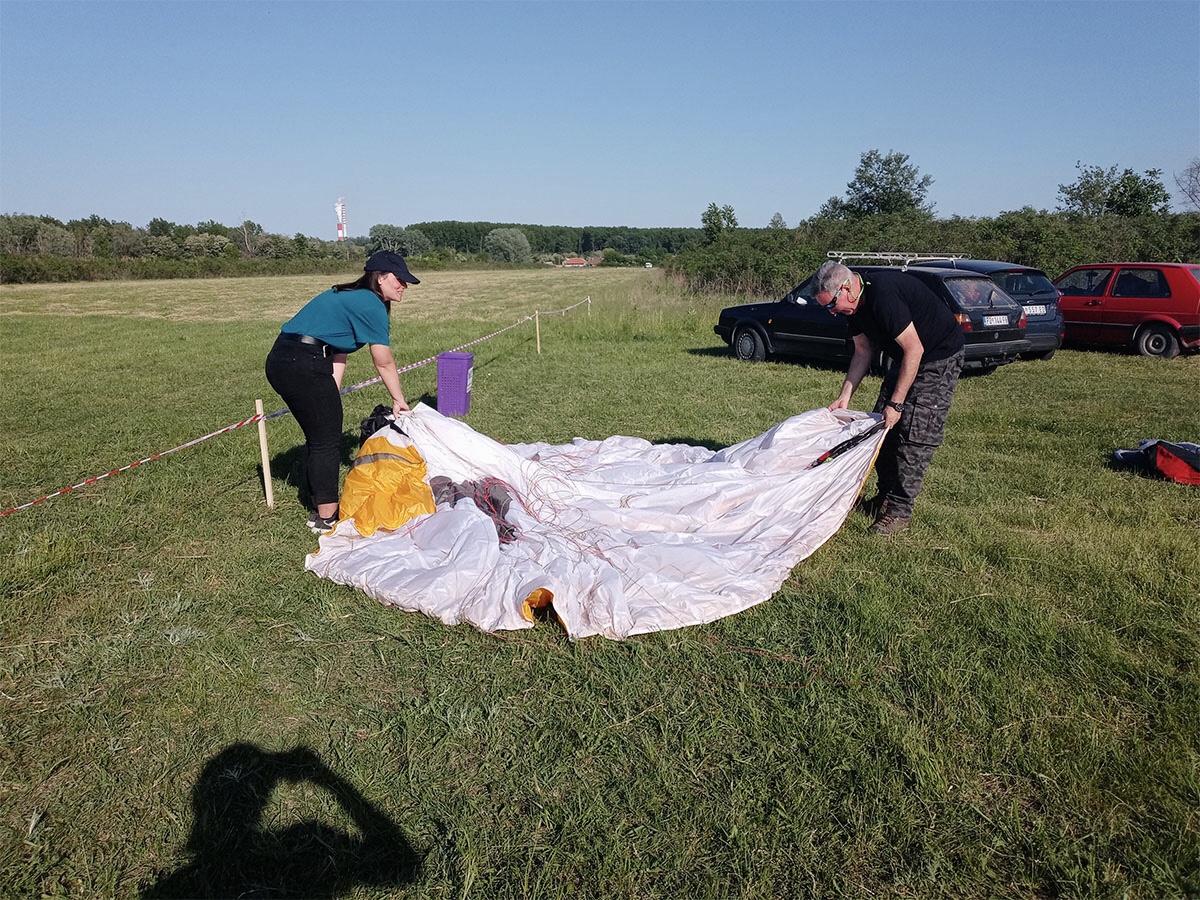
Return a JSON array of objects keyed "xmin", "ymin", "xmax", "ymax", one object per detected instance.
[{"xmin": 2, "ymin": 1, "xmax": 1196, "ymax": 239}]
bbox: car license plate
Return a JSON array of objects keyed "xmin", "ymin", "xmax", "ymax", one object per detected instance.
[
  {"xmin": 1024, "ymin": 304, "xmax": 1047, "ymax": 316},
  {"xmin": 983, "ymin": 315, "xmax": 1008, "ymax": 327}
]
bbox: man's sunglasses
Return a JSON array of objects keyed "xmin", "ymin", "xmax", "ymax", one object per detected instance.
[{"xmin": 820, "ymin": 276, "xmax": 866, "ymax": 313}]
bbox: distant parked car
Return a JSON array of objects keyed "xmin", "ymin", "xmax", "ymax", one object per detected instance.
[
  {"xmin": 1053, "ymin": 263, "xmax": 1200, "ymax": 358},
  {"xmin": 714, "ymin": 263, "xmax": 1030, "ymax": 374},
  {"xmin": 910, "ymin": 259, "xmax": 1064, "ymax": 360}
]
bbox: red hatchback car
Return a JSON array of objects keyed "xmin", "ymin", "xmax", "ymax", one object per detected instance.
[{"xmin": 1054, "ymin": 262, "xmax": 1200, "ymax": 358}]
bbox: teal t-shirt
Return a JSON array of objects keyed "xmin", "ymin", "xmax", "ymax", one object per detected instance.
[{"xmin": 280, "ymin": 288, "xmax": 390, "ymax": 353}]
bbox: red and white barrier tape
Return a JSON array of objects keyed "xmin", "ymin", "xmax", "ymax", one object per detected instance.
[
  {"xmin": 333, "ymin": 313, "xmax": 538, "ymax": 397},
  {"xmin": 2, "ymin": 298, "xmax": 589, "ymax": 516},
  {"xmin": 1, "ymin": 414, "xmax": 265, "ymax": 515}
]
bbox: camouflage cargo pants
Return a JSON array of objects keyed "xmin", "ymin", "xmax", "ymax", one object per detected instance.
[{"xmin": 872, "ymin": 350, "xmax": 964, "ymax": 519}]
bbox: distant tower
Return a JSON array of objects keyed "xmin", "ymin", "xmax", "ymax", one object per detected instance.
[{"xmin": 335, "ymin": 197, "xmax": 346, "ymax": 242}]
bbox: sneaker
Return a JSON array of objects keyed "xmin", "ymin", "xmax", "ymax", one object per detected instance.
[
  {"xmin": 855, "ymin": 494, "xmax": 888, "ymax": 518},
  {"xmin": 308, "ymin": 512, "xmax": 338, "ymax": 534},
  {"xmin": 869, "ymin": 513, "xmax": 911, "ymax": 536}
]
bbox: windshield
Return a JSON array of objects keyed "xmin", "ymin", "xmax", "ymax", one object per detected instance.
[
  {"xmin": 945, "ymin": 277, "xmax": 1007, "ymax": 310},
  {"xmin": 788, "ymin": 276, "xmax": 819, "ymax": 304},
  {"xmin": 990, "ymin": 271, "xmax": 1056, "ymax": 297}
]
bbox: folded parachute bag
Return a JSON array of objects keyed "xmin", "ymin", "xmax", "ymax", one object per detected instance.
[
  {"xmin": 338, "ymin": 429, "xmax": 436, "ymax": 536},
  {"xmin": 1153, "ymin": 441, "xmax": 1200, "ymax": 485},
  {"xmin": 1112, "ymin": 440, "xmax": 1200, "ymax": 485}
]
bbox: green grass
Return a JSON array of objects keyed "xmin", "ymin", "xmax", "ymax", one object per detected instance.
[{"xmin": 1, "ymin": 269, "xmax": 1197, "ymax": 898}]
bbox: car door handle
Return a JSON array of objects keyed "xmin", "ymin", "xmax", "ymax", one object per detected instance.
[{"xmin": 1084, "ymin": 300, "xmax": 1102, "ymax": 306}]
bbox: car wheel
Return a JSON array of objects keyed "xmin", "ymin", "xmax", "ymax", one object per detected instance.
[
  {"xmin": 733, "ymin": 327, "xmax": 766, "ymax": 362},
  {"xmin": 1135, "ymin": 324, "xmax": 1181, "ymax": 359}
]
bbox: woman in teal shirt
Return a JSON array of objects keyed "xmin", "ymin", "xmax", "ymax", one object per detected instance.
[{"xmin": 265, "ymin": 251, "xmax": 419, "ymax": 532}]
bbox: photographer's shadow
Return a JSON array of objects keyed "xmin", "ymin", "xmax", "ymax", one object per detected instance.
[{"xmin": 143, "ymin": 743, "xmax": 421, "ymax": 899}]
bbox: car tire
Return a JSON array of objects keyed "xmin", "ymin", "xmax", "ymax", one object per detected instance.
[
  {"xmin": 1135, "ymin": 324, "xmax": 1181, "ymax": 359},
  {"xmin": 733, "ymin": 327, "xmax": 766, "ymax": 362}
]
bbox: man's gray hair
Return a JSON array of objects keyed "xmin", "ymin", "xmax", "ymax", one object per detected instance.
[{"xmin": 813, "ymin": 260, "xmax": 851, "ymax": 296}]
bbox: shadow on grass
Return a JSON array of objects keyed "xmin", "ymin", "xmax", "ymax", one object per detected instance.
[
  {"xmin": 688, "ymin": 345, "xmax": 733, "ymax": 359},
  {"xmin": 142, "ymin": 743, "xmax": 421, "ymax": 899}
]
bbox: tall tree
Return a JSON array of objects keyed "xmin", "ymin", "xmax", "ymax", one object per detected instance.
[
  {"xmin": 402, "ymin": 228, "xmax": 432, "ymax": 257},
  {"xmin": 108, "ymin": 222, "xmax": 144, "ymax": 258},
  {"xmin": 1057, "ymin": 162, "xmax": 1171, "ymax": 216},
  {"xmin": 147, "ymin": 217, "xmax": 175, "ymax": 237},
  {"xmin": 483, "ymin": 228, "xmax": 532, "ymax": 263},
  {"xmin": 768, "ymin": 212, "xmax": 787, "ymax": 229},
  {"xmin": 1173, "ymin": 158, "xmax": 1200, "ymax": 211},
  {"xmin": 817, "ymin": 149, "xmax": 934, "ymax": 219},
  {"xmin": 367, "ymin": 224, "xmax": 433, "ymax": 257},
  {"xmin": 239, "ymin": 220, "xmax": 264, "ymax": 256},
  {"xmin": 195, "ymin": 220, "xmax": 234, "ymax": 239},
  {"xmin": 66, "ymin": 218, "xmax": 98, "ymax": 257},
  {"xmin": 367, "ymin": 224, "xmax": 407, "ymax": 254},
  {"xmin": 701, "ymin": 203, "xmax": 737, "ymax": 243}
]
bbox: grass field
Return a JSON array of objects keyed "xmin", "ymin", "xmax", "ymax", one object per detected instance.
[{"xmin": 1, "ymin": 267, "xmax": 1197, "ymax": 899}]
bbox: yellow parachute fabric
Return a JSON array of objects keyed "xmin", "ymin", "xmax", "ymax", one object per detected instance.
[{"xmin": 337, "ymin": 432, "xmax": 435, "ymax": 537}]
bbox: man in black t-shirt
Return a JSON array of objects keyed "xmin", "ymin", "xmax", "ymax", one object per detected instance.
[{"xmin": 814, "ymin": 261, "xmax": 966, "ymax": 535}]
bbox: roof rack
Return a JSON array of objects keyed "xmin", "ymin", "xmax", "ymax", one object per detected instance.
[{"xmin": 827, "ymin": 251, "xmax": 964, "ymax": 271}]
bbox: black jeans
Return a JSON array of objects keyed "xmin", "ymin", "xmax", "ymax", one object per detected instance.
[{"xmin": 265, "ymin": 337, "xmax": 343, "ymax": 507}]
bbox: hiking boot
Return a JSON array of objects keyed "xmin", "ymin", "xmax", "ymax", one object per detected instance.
[
  {"xmin": 307, "ymin": 511, "xmax": 339, "ymax": 534},
  {"xmin": 855, "ymin": 494, "xmax": 888, "ymax": 518},
  {"xmin": 869, "ymin": 513, "xmax": 911, "ymax": 536}
]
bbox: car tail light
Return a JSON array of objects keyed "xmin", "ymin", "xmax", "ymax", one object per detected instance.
[
  {"xmin": 955, "ymin": 312, "xmax": 973, "ymax": 331},
  {"xmin": 1019, "ymin": 311, "xmax": 1027, "ymax": 328}
]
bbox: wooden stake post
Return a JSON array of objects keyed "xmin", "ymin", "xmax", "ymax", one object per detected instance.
[{"xmin": 256, "ymin": 399, "xmax": 275, "ymax": 508}]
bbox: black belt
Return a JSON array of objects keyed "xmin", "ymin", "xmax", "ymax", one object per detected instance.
[{"xmin": 278, "ymin": 332, "xmax": 335, "ymax": 357}]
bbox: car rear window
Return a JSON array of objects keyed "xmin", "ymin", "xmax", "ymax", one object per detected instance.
[
  {"xmin": 945, "ymin": 277, "xmax": 1007, "ymax": 310},
  {"xmin": 1113, "ymin": 269, "xmax": 1171, "ymax": 298},
  {"xmin": 1188, "ymin": 268, "xmax": 1200, "ymax": 286},
  {"xmin": 991, "ymin": 271, "xmax": 1056, "ymax": 297}
]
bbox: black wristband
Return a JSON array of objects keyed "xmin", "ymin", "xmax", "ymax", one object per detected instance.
[{"xmin": 884, "ymin": 400, "xmax": 905, "ymax": 412}]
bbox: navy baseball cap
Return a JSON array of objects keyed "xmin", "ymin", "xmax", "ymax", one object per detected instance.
[{"xmin": 364, "ymin": 250, "xmax": 420, "ymax": 284}]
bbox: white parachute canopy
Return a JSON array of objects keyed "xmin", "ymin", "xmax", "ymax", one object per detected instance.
[{"xmin": 306, "ymin": 404, "xmax": 885, "ymax": 641}]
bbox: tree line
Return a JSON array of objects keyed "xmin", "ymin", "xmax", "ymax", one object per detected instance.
[
  {"xmin": 0, "ymin": 212, "xmax": 701, "ymax": 283},
  {"xmin": 406, "ymin": 221, "xmax": 702, "ymax": 258},
  {"xmin": 670, "ymin": 152, "xmax": 1200, "ymax": 296},
  {"xmin": 3, "ymin": 152, "xmax": 1196, "ymax": 288},
  {"xmin": 670, "ymin": 208, "xmax": 1200, "ymax": 297}
]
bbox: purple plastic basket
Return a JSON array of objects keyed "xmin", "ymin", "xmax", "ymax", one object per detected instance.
[{"xmin": 436, "ymin": 351, "xmax": 474, "ymax": 416}]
